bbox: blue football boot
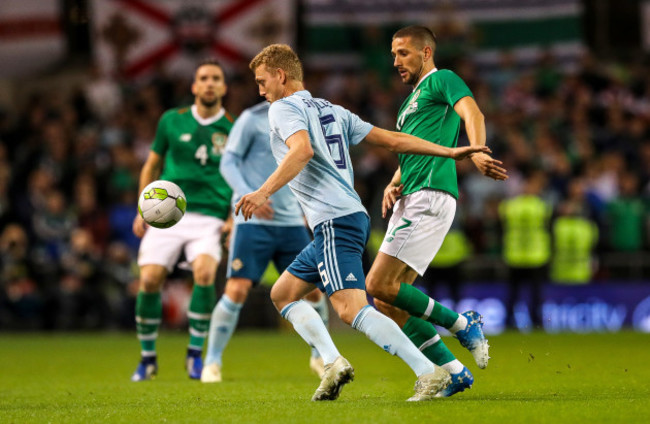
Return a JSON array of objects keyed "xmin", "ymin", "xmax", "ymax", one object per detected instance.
[
  {"xmin": 454, "ymin": 311, "xmax": 490, "ymax": 369},
  {"xmin": 131, "ymin": 357, "xmax": 158, "ymax": 382},
  {"xmin": 186, "ymin": 349, "xmax": 204, "ymax": 380},
  {"xmin": 436, "ymin": 366, "xmax": 474, "ymax": 397}
]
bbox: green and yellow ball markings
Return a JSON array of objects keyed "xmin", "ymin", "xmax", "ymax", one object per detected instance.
[
  {"xmin": 176, "ymin": 196, "xmax": 187, "ymax": 213},
  {"xmin": 144, "ymin": 188, "xmax": 169, "ymax": 200}
]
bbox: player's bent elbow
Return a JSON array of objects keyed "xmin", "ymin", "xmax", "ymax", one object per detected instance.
[
  {"xmin": 291, "ymin": 138, "xmax": 314, "ymax": 160},
  {"xmin": 296, "ymin": 147, "xmax": 314, "ymax": 164},
  {"xmin": 303, "ymin": 148, "xmax": 315, "ymax": 160}
]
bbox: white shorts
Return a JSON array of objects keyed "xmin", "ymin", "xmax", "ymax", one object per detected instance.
[
  {"xmin": 379, "ymin": 189, "xmax": 456, "ymax": 276},
  {"xmin": 138, "ymin": 212, "xmax": 224, "ymax": 272}
]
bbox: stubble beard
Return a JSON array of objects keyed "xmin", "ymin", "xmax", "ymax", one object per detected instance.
[
  {"xmin": 405, "ymin": 61, "xmax": 425, "ymax": 87},
  {"xmin": 406, "ymin": 72, "xmax": 419, "ymax": 86},
  {"xmin": 199, "ymin": 96, "xmax": 219, "ymax": 108}
]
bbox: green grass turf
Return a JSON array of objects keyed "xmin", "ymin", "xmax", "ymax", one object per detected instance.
[{"xmin": 0, "ymin": 330, "xmax": 649, "ymax": 423}]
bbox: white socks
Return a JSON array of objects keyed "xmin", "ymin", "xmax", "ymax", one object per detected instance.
[
  {"xmin": 441, "ymin": 359, "xmax": 465, "ymax": 374},
  {"xmin": 304, "ymin": 295, "xmax": 329, "ymax": 358},
  {"xmin": 449, "ymin": 314, "xmax": 468, "ymax": 334},
  {"xmin": 204, "ymin": 294, "xmax": 242, "ymax": 366},
  {"xmin": 281, "ymin": 300, "xmax": 340, "ymax": 365},
  {"xmin": 352, "ymin": 305, "xmax": 435, "ymax": 377}
]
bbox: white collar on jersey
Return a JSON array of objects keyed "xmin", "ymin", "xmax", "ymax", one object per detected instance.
[
  {"xmin": 191, "ymin": 104, "xmax": 225, "ymax": 126},
  {"xmin": 413, "ymin": 67, "xmax": 438, "ymax": 91}
]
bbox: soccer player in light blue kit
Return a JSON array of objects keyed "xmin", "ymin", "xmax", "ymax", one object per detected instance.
[
  {"xmin": 237, "ymin": 44, "xmax": 494, "ymax": 401},
  {"xmin": 201, "ymin": 101, "xmax": 329, "ymax": 383}
]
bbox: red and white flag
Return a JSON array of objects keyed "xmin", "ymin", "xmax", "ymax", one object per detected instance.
[
  {"xmin": 0, "ymin": 0, "xmax": 65, "ymax": 77},
  {"xmin": 91, "ymin": 0, "xmax": 296, "ymax": 79}
]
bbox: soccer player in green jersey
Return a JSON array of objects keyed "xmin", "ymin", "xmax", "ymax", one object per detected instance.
[
  {"xmin": 130, "ymin": 59, "xmax": 234, "ymax": 381},
  {"xmin": 365, "ymin": 26, "xmax": 508, "ymax": 397}
]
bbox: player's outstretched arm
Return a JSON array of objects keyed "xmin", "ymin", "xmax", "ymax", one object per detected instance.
[
  {"xmin": 132, "ymin": 151, "xmax": 163, "ymax": 238},
  {"xmin": 454, "ymin": 96, "xmax": 508, "ymax": 181},
  {"xmin": 235, "ymin": 130, "xmax": 313, "ymax": 220},
  {"xmin": 364, "ymin": 127, "xmax": 491, "ymax": 159}
]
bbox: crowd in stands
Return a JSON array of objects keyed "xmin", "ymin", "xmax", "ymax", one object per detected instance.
[{"xmin": 1, "ymin": 48, "xmax": 649, "ymax": 330}]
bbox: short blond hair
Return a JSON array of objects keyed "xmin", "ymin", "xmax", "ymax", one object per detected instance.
[{"xmin": 249, "ymin": 44, "xmax": 303, "ymax": 82}]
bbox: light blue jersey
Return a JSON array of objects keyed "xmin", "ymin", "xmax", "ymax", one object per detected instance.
[
  {"xmin": 221, "ymin": 102, "xmax": 305, "ymax": 226},
  {"xmin": 268, "ymin": 90, "xmax": 373, "ymax": 229}
]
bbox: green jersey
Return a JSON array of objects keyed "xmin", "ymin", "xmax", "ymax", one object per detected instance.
[
  {"xmin": 396, "ymin": 69, "xmax": 473, "ymax": 198},
  {"xmin": 151, "ymin": 105, "xmax": 234, "ymax": 220}
]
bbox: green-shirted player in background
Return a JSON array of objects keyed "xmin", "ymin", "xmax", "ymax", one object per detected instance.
[
  {"xmin": 365, "ymin": 26, "xmax": 509, "ymax": 397},
  {"xmin": 130, "ymin": 59, "xmax": 234, "ymax": 381}
]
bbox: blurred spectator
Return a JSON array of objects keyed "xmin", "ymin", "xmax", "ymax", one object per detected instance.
[
  {"xmin": 53, "ymin": 228, "xmax": 109, "ymax": 329},
  {"xmin": 605, "ymin": 171, "xmax": 647, "ymax": 252},
  {"xmin": 0, "ymin": 149, "xmax": 15, "ymax": 229},
  {"xmin": 550, "ymin": 210, "xmax": 599, "ymax": 285},
  {"xmin": 485, "ymin": 51, "xmax": 518, "ymax": 100},
  {"xmin": 84, "ymin": 64, "xmax": 123, "ymax": 121},
  {"xmin": 102, "ymin": 241, "xmax": 139, "ymax": 329},
  {"xmin": 0, "ymin": 224, "xmax": 41, "ymax": 329},
  {"xmin": 499, "ymin": 170, "xmax": 552, "ymax": 327},
  {"xmin": 32, "ymin": 189, "xmax": 76, "ymax": 261},
  {"xmin": 534, "ymin": 50, "xmax": 563, "ymax": 98},
  {"xmin": 557, "ymin": 178, "xmax": 598, "ymax": 221},
  {"xmin": 74, "ymin": 174, "xmax": 110, "ymax": 253}
]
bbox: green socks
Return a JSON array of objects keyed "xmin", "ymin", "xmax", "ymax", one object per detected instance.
[
  {"xmin": 136, "ymin": 285, "xmax": 216, "ymax": 355},
  {"xmin": 393, "ymin": 283, "xmax": 459, "ymax": 329},
  {"xmin": 402, "ymin": 316, "xmax": 456, "ymax": 366},
  {"xmin": 187, "ymin": 284, "xmax": 216, "ymax": 350},
  {"xmin": 136, "ymin": 292, "xmax": 162, "ymax": 355}
]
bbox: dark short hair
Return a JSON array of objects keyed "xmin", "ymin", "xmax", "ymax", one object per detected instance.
[
  {"xmin": 196, "ymin": 58, "xmax": 223, "ymax": 70},
  {"xmin": 393, "ymin": 25, "xmax": 437, "ymax": 48},
  {"xmin": 195, "ymin": 58, "xmax": 225, "ymax": 81}
]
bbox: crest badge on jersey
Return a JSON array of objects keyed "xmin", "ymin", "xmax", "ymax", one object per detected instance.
[
  {"xmin": 180, "ymin": 133, "xmax": 192, "ymax": 142},
  {"xmin": 211, "ymin": 133, "xmax": 227, "ymax": 154},
  {"xmin": 231, "ymin": 258, "xmax": 243, "ymax": 271}
]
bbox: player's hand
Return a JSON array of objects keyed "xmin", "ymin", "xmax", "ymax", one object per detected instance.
[
  {"xmin": 221, "ymin": 217, "xmax": 233, "ymax": 250},
  {"xmin": 382, "ymin": 183, "xmax": 403, "ymax": 218},
  {"xmin": 235, "ymin": 190, "xmax": 270, "ymax": 221},
  {"xmin": 132, "ymin": 214, "xmax": 149, "ymax": 238},
  {"xmin": 471, "ymin": 152, "xmax": 509, "ymax": 180},
  {"xmin": 253, "ymin": 199, "xmax": 274, "ymax": 220},
  {"xmin": 451, "ymin": 145, "xmax": 491, "ymax": 161}
]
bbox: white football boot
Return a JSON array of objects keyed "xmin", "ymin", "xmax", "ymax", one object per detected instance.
[
  {"xmin": 311, "ymin": 356, "xmax": 354, "ymax": 401},
  {"xmin": 406, "ymin": 366, "xmax": 452, "ymax": 402},
  {"xmin": 200, "ymin": 363, "xmax": 222, "ymax": 383}
]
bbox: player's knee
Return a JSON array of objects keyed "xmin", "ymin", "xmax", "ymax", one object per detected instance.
[
  {"xmin": 225, "ymin": 279, "xmax": 252, "ymax": 303},
  {"xmin": 337, "ymin": 308, "xmax": 356, "ymax": 325},
  {"xmin": 365, "ymin": 272, "xmax": 385, "ymax": 298},
  {"xmin": 139, "ymin": 274, "xmax": 164, "ymax": 293},
  {"xmin": 270, "ymin": 280, "xmax": 296, "ymax": 312},
  {"xmin": 332, "ymin": 300, "xmax": 363, "ymax": 325},
  {"xmin": 269, "ymin": 283, "xmax": 285, "ymax": 310},
  {"xmin": 193, "ymin": 268, "xmax": 216, "ymax": 287}
]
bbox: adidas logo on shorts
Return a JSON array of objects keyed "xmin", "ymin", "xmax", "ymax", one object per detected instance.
[{"xmin": 345, "ymin": 273, "xmax": 357, "ymax": 282}]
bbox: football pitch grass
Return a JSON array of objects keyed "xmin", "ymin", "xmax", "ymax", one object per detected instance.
[{"xmin": 1, "ymin": 330, "xmax": 649, "ymax": 423}]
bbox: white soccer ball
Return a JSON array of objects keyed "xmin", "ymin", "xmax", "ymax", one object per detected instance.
[{"xmin": 138, "ymin": 180, "xmax": 187, "ymax": 229}]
